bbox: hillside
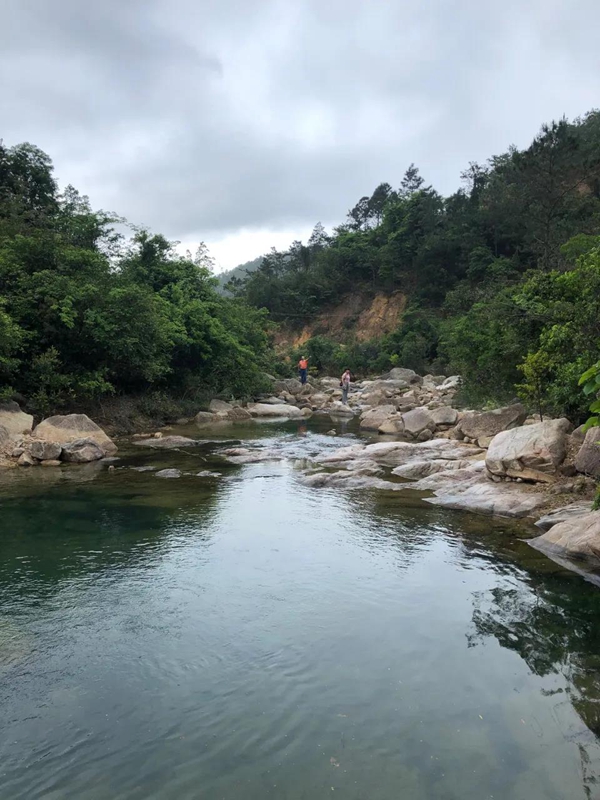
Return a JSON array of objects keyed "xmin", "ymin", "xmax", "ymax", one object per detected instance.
[
  {"xmin": 216, "ymin": 256, "xmax": 263, "ymax": 294},
  {"xmin": 232, "ymin": 111, "xmax": 600, "ymax": 421}
]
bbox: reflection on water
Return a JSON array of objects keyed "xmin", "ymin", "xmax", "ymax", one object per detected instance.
[{"xmin": 1, "ymin": 419, "xmax": 600, "ymax": 799}]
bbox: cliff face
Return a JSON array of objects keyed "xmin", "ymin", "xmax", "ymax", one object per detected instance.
[{"xmin": 274, "ymin": 290, "xmax": 407, "ymax": 348}]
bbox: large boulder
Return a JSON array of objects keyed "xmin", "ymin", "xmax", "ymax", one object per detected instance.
[
  {"xmin": 431, "ymin": 406, "xmax": 459, "ymax": 428},
  {"xmin": 227, "ymin": 406, "xmax": 252, "ymax": 422},
  {"xmin": 34, "ymin": 414, "xmax": 116, "ymax": 454},
  {"xmin": 61, "ymin": 438, "xmax": 106, "ymax": 463},
  {"xmin": 486, "ymin": 418, "xmax": 572, "ymax": 482},
  {"xmin": 29, "ymin": 440, "xmax": 62, "ymax": 461},
  {"xmin": 385, "ymin": 368, "xmax": 422, "ymax": 385},
  {"xmin": 530, "ymin": 512, "xmax": 600, "ymax": 562},
  {"xmin": 575, "ymin": 427, "xmax": 600, "ymax": 478},
  {"xmin": 195, "ymin": 411, "xmax": 219, "ymax": 425},
  {"xmin": 0, "ymin": 402, "xmax": 33, "ymax": 437},
  {"xmin": 359, "ymin": 405, "xmax": 398, "ymax": 431},
  {"xmin": 457, "ymin": 403, "xmax": 527, "ymax": 441},
  {"xmin": 273, "ymin": 378, "xmax": 303, "ymax": 395},
  {"xmin": 209, "ymin": 399, "xmax": 234, "ymax": 414},
  {"xmin": 378, "ymin": 417, "xmax": 405, "ymax": 435},
  {"xmin": 402, "ymin": 407, "xmax": 435, "ymax": 439},
  {"xmin": 247, "ymin": 403, "xmax": 303, "ymax": 419},
  {"xmin": 329, "ymin": 401, "xmax": 354, "ymax": 417}
]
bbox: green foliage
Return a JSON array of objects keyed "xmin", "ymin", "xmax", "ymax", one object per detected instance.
[
  {"xmin": 230, "ymin": 110, "xmax": 600, "ymax": 419},
  {"xmin": 0, "ymin": 141, "xmax": 275, "ymax": 413},
  {"xmin": 579, "ymin": 361, "xmax": 600, "ymax": 430}
]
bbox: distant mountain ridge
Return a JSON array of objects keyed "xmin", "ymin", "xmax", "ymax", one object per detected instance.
[{"xmin": 216, "ymin": 256, "xmax": 263, "ymax": 294}]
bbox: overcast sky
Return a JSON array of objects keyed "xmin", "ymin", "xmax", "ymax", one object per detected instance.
[{"xmin": 2, "ymin": 0, "xmax": 599, "ymax": 270}]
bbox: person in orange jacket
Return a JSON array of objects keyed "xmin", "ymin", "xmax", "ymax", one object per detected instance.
[{"xmin": 298, "ymin": 356, "xmax": 309, "ymax": 385}]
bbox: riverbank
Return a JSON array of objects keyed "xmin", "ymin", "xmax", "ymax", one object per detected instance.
[{"xmin": 2, "ymin": 367, "xmax": 599, "ymax": 579}]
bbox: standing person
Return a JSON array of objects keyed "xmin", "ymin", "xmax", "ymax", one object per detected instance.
[
  {"xmin": 340, "ymin": 368, "xmax": 351, "ymax": 405},
  {"xmin": 298, "ymin": 356, "xmax": 309, "ymax": 385}
]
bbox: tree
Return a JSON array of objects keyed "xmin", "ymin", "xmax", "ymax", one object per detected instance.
[{"xmin": 400, "ymin": 163, "xmax": 424, "ymax": 197}]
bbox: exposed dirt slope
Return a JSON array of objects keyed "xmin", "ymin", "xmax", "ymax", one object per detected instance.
[{"xmin": 275, "ymin": 290, "xmax": 406, "ymax": 348}]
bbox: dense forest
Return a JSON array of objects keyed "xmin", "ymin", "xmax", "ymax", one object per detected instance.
[
  {"xmin": 230, "ymin": 112, "xmax": 600, "ymax": 422},
  {"xmin": 0, "ymin": 142, "xmax": 276, "ymax": 417},
  {"xmin": 2, "ymin": 112, "xmax": 600, "ymax": 424}
]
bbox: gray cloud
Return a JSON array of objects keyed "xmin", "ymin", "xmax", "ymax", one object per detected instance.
[{"xmin": 2, "ymin": 0, "xmax": 600, "ymax": 245}]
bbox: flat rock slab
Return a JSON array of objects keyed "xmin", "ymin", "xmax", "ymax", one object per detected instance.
[
  {"xmin": 247, "ymin": 403, "xmax": 303, "ymax": 418},
  {"xmin": 155, "ymin": 469, "xmax": 182, "ymax": 478},
  {"xmin": 535, "ymin": 502, "xmax": 593, "ymax": 531},
  {"xmin": 530, "ymin": 512, "xmax": 600, "ymax": 561},
  {"xmin": 419, "ymin": 469, "xmax": 547, "ymax": 518},
  {"xmin": 133, "ymin": 436, "xmax": 201, "ymax": 449}
]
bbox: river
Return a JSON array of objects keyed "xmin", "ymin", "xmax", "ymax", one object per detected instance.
[{"xmin": 1, "ymin": 418, "xmax": 600, "ymax": 799}]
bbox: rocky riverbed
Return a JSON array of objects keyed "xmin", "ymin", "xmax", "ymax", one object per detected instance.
[{"xmin": 2, "ymin": 367, "xmax": 600, "ymax": 578}]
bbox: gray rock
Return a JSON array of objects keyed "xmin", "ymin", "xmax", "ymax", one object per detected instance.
[
  {"xmin": 359, "ymin": 405, "xmax": 398, "ymax": 431},
  {"xmin": 195, "ymin": 411, "xmax": 219, "ymax": 424},
  {"xmin": 571, "ymin": 424, "xmax": 588, "ymax": 444},
  {"xmin": 486, "ymin": 418, "xmax": 573, "ymax": 483},
  {"xmin": 274, "ymin": 378, "xmax": 303, "ymax": 395},
  {"xmin": 431, "ymin": 406, "xmax": 459, "ymax": 427},
  {"xmin": 61, "ymin": 438, "xmax": 106, "ymax": 463},
  {"xmin": 534, "ymin": 502, "xmax": 593, "ymax": 531},
  {"xmin": 402, "ymin": 407, "xmax": 435, "ymax": 438},
  {"xmin": 227, "ymin": 406, "xmax": 253, "ymax": 421},
  {"xmin": 247, "ymin": 403, "xmax": 303, "ymax": 419},
  {"xmin": 18, "ymin": 451, "xmax": 37, "ymax": 466},
  {"xmin": 386, "ymin": 368, "xmax": 423, "ymax": 385},
  {"xmin": 41, "ymin": 459, "xmax": 62, "ymax": 467},
  {"xmin": 196, "ymin": 470, "xmax": 221, "ymax": 477},
  {"xmin": 133, "ymin": 435, "xmax": 199, "ymax": 448},
  {"xmin": 392, "ymin": 458, "xmax": 474, "ymax": 480},
  {"xmin": 155, "ymin": 469, "xmax": 182, "ymax": 478},
  {"xmin": 0, "ymin": 402, "xmax": 34, "ymax": 437},
  {"xmin": 360, "ymin": 438, "xmax": 483, "ymax": 467},
  {"xmin": 439, "ymin": 376, "xmax": 462, "ymax": 391},
  {"xmin": 34, "ymin": 414, "xmax": 116, "ymax": 454},
  {"xmin": 530, "ymin": 511, "xmax": 600, "ymax": 561},
  {"xmin": 574, "ymin": 427, "xmax": 600, "ymax": 478},
  {"xmin": 209, "ymin": 399, "xmax": 234, "ymax": 414},
  {"xmin": 378, "ymin": 417, "xmax": 405, "ymax": 435},
  {"xmin": 458, "ymin": 403, "xmax": 527, "ymax": 441},
  {"xmin": 29, "ymin": 440, "xmax": 62, "ymax": 461},
  {"xmin": 406, "ymin": 463, "xmax": 546, "ymax": 517},
  {"xmin": 329, "ymin": 401, "xmax": 354, "ymax": 417}
]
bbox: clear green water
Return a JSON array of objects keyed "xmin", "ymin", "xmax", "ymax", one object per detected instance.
[{"xmin": 2, "ymin": 420, "xmax": 600, "ymax": 800}]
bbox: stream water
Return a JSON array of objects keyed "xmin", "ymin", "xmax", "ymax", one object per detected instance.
[{"xmin": 2, "ymin": 419, "xmax": 600, "ymax": 799}]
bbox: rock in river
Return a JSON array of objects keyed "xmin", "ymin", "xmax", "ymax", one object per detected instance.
[
  {"xmin": 155, "ymin": 469, "xmax": 182, "ymax": 479},
  {"xmin": 530, "ymin": 511, "xmax": 600, "ymax": 562},
  {"xmin": 29, "ymin": 440, "xmax": 62, "ymax": 461},
  {"xmin": 133, "ymin": 435, "xmax": 200, "ymax": 449},
  {"xmin": 34, "ymin": 414, "xmax": 116, "ymax": 454},
  {"xmin": 247, "ymin": 403, "xmax": 303, "ymax": 419},
  {"xmin": 61, "ymin": 438, "xmax": 106, "ymax": 463}
]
